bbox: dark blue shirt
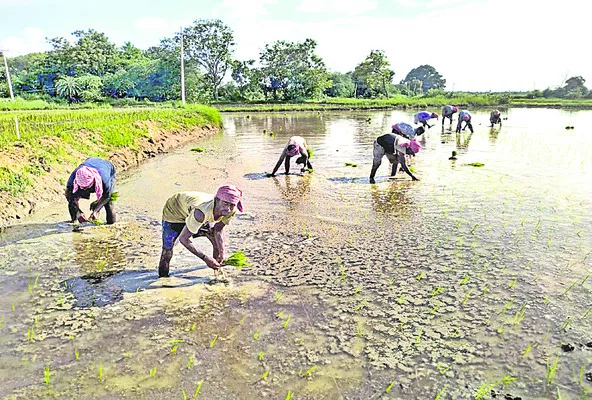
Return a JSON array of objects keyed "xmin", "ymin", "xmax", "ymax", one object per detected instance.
[{"xmin": 67, "ymin": 158, "xmax": 116, "ymax": 198}]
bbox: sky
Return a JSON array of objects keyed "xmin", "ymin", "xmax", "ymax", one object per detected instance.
[{"xmin": 1, "ymin": 0, "xmax": 590, "ymax": 92}]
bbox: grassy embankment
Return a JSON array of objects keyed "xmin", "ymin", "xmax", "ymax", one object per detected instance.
[{"xmin": 0, "ymin": 105, "xmax": 221, "ymax": 196}]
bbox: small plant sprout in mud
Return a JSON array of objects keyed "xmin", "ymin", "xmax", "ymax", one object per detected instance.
[
  {"xmin": 416, "ymin": 271, "xmax": 426, "ymax": 281},
  {"xmin": 344, "ymin": 162, "xmax": 358, "ymax": 167},
  {"xmin": 150, "ymin": 366, "xmax": 157, "ymax": 377},
  {"xmin": 258, "ymin": 352, "xmax": 264, "ymax": 361},
  {"xmin": 0, "ymin": 316, "xmax": 4, "ymax": 330},
  {"xmin": 98, "ymin": 363, "xmax": 104, "ymax": 382},
  {"xmin": 210, "ymin": 334, "xmax": 218, "ymax": 348},
  {"xmin": 498, "ymin": 299, "xmax": 514, "ymax": 315},
  {"xmin": 283, "ymin": 315, "xmax": 291, "ymax": 329},
  {"xmin": 521, "ymin": 344, "xmax": 534, "ymax": 358},
  {"xmin": 194, "ymin": 380, "xmax": 203, "ymax": 398},
  {"xmin": 475, "ymin": 376, "xmax": 516, "ymax": 399},
  {"xmin": 75, "ymin": 348, "xmax": 80, "ymax": 360},
  {"xmin": 385, "ymin": 381, "xmax": 396, "ymax": 393},
  {"xmin": 414, "ymin": 328, "xmax": 423, "ymax": 346},
  {"xmin": 561, "ymin": 317, "xmax": 571, "ymax": 332},
  {"xmin": 253, "ymin": 329, "xmax": 260, "ymax": 340},
  {"xmin": 44, "ymin": 365, "xmax": 50, "ymax": 386},
  {"xmin": 27, "ymin": 325, "xmax": 35, "ymax": 342},
  {"xmin": 189, "ymin": 322, "xmax": 197, "ymax": 332},
  {"xmin": 481, "ymin": 286, "xmax": 490, "ymax": 296},
  {"xmin": 430, "ymin": 286, "xmax": 444, "ymax": 297},
  {"xmin": 182, "ymin": 389, "xmax": 188, "ymax": 400},
  {"xmin": 187, "ymin": 355, "xmax": 195, "ymax": 369},
  {"xmin": 461, "ymin": 290, "xmax": 472, "ymax": 305},
  {"xmin": 434, "ymin": 385, "xmax": 448, "ymax": 400},
  {"xmin": 508, "ymin": 277, "xmax": 517, "ymax": 288},
  {"xmin": 512, "ymin": 304, "xmax": 527, "ymax": 325},
  {"xmin": 460, "ymin": 275, "xmax": 470, "ymax": 285},
  {"xmin": 547, "ymin": 356, "xmax": 559, "ymax": 385},
  {"xmin": 286, "ymin": 390, "xmax": 295, "ymax": 400},
  {"xmin": 357, "ymin": 321, "xmax": 365, "ymax": 337},
  {"xmin": 224, "ymin": 251, "xmax": 251, "ymax": 269},
  {"xmin": 579, "ymin": 362, "xmax": 586, "ymax": 384},
  {"xmin": 582, "ymin": 305, "xmax": 592, "ymax": 319},
  {"xmin": 437, "ymin": 363, "xmax": 452, "ymax": 375},
  {"xmin": 261, "ymin": 369, "xmax": 270, "ymax": 380},
  {"xmin": 170, "ymin": 345, "xmax": 179, "ymax": 355},
  {"xmin": 276, "ymin": 311, "xmax": 284, "ymax": 319},
  {"xmin": 397, "ymin": 295, "xmax": 406, "ymax": 305},
  {"xmin": 190, "ymin": 147, "xmax": 205, "ymax": 152},
  {"xmin": 563, "ymin": 279, "xmax": 578, "ymax": 295},
  {"xmin": 274, "ymin": 291, "xmax": 283, "ymax": 302}
]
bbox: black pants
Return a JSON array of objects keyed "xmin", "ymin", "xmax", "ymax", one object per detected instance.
[{"xmin": 66, "ymin": 189, "xmax": 116, "ymax": 224}]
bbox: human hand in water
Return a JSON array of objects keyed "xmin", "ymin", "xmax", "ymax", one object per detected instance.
[{"xmin": 203, "ymin": 255, "xmax": 222, "ymax": 270}]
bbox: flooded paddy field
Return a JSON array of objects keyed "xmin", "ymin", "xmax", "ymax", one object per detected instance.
[{"xmin": 0, "ymin": 108, "xmax": 591, "ymax": 399}]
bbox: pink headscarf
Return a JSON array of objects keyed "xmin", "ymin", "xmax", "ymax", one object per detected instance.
[
  {"xmin": 216, "ymin": 185, "xmax": 244, "ymax": 212},
  {"xmin": 397, "ymin": 137, "xmax": 422, "ymax": 154},
  {"xmin": 452, "ymin": 106, "xmax": 459, "ymax": 112},
  {"xmin": 74, "ymin": 166, "xmax": 103, "ymax": 200},
  {"xmin": 431, "ymin": 112, "xmax": 439, "ymax": 120}
]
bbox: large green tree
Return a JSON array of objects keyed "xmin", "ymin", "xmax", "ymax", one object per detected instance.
[
  {"xmin": 325, "ymin": 72, "xmax": 356, "ymax": 98},
  {"xmin": 259, "ymin": 38, "xmax": 330, "ymax": 101},
  {"xmin": 352, "ymin": 50, "xmax": 394, "ymax": 98},
  {"xmin": 177, "ymin": 19, "xmax": 235, "ymax": 100},
  {"xmin": 401, "ymin": 65, "xmax": 446, "ymax": 93}
]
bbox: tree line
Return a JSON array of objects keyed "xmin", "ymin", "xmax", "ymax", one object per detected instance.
[{"xmin": 0, "ymin": 19, "xmax": 589, "ymax": 103}]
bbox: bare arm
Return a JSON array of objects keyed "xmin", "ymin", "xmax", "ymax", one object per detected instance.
[
  {"xmin": 90, "ymin": 192, "xmax": 111, "ymax": 218},
  {"xmin": 398, "ymin": 153, "xmax": 419, "ymax": 181},
  {"xmin": 179, "ymin": 209, "xmax": 221, "ymax": 269},
  {"xmin": 270, "ymin": 149, "xmax": 287, "ymax": 176},
  {"xmin": 213, "ymin": 221, "xmax": 226, "ymax": 263}
]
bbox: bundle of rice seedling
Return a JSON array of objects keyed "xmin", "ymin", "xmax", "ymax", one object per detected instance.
[
  {"xmin": 191, "ymin": 147, "xmax": 205, "ymax": 152},
  {"xmin": 224, "ymin": 251, "xmax": 251, "ymax": 269},
  {"xmin": 110, "ymin": 191, "xmax": 119, "ymax": 202},
  {"xmin": 345, "ymin": 162, "xmax": 358, "ymax": 167},
  {"xmin": 466, "ymin": 162, "xmax": 484, "ymax": 167},
  {"xmin": 307, "ymin": 148, "xmax": 314, "ymax": 159}
]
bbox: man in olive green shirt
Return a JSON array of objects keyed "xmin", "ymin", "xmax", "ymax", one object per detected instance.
[{"xmin": 158, "ymin": 185, "xmax": 244, "ymax": 278}]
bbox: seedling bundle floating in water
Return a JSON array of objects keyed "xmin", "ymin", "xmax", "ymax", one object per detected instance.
[{"xmin": 224, "ymin": 251, "xmax": 251, "ymax": 269}]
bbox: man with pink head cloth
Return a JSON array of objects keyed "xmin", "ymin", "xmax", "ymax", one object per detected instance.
[
  {"xmin": 66, "ymin": 157, "xmax": 117, "ymax": 224},
  {"xmin": 158, "ymin": 185, "xmax": 243, "ymax": 278},
  {"xmin": 370, "ymin": 125, "xmax": 422, "ymax": 183},
  {"xmin": 441, "ymin": 105, "xmax": 458, "ymax": 128},
  {"xmin": 414, "ymin": 111, "xmax": 439, "ymax": 128},
  {"xmin": 268, "ymin": 136, "xmax": 313, "ymax": 177}
]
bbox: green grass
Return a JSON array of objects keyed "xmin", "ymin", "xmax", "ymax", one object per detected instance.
[{"xmin": 0, "ymin": 106, "xmax": 221, "ymax": 196}]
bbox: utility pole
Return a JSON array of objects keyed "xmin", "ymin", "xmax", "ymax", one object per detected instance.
[
  {"xmin": 1, "ymin": 50, "xmax": 15, "ymax": 100},
  {"xmin": 180, "ymin": 27, "xmax": 186, "ymax": 105}
]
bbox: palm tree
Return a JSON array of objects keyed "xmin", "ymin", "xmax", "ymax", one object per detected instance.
[{"xmin": 55, "ymin": 76, "xmax": 82, "ymax": 99}]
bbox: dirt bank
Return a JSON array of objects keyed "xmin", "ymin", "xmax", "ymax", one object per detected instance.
[{"xmin": 0, "ymin": 121, "xmax": 219, "ymax": 227}]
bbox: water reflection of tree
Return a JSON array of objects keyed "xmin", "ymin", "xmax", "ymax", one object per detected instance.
[
  {"xmin": 370, "ymin": 182, "xmax": 413, "ymax": 218},
  {"xmin": 271, "ymin": 174, "xmax": 312, "ymax": 208},
  {"xmin": 71, "ymin": 231, "xmax": 127, "ymax": 275}
]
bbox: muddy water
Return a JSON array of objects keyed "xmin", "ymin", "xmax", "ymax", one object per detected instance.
[{"xmin": 1, "ymin": 108, "xmax": 591, "ymax": 399}]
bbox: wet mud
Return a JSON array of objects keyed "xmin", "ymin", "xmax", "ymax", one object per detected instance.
[{"xmin": 1, "ymin": 109, "xmax": 591, "ymax": 399}]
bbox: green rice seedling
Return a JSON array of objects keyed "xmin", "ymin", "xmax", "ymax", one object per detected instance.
[
  {"xmin": 194, "ymin": 380, "xmax": 203, "ymax": 398},
  {"xmin": 385, "ymin": 381, "xmax": 396, "ymax": 393},
  {"xmin": 182, "ymin": 389, "xmax": 188, "ymax": 400},
  {"xmin": 274, "ymin": 291, "xmax": 283, "ymax": 302},
  {"xmin": 269, "ymin": 131, "xmax": 275, "ymax": 137},
  {"xmin": 307, "ymin": 148, "xmax": 313, "ymax": 159},
  {"xmin": 434, "ymin": 384, "xmax": 448, "ymax": 400},
  {"xmin": 150, "ymin": 366, "xmax": 157, "ymax": 377},
  {"xmin": 461, "ymin": 290, "xmax": 472, "ymax": 305},
  {"xmin": 276, "ymin": 311, "xmax": 284, "ymax": 319},
  {"xmin": 98, "ymin": 363, "xmax": 104, "ymax": 381},
  {"xmin": 430, "ymin": 303, "xmax": 440, "ymax": 314},
  {"xmin": 44, "ymin": 365, "xmax": 51, "ymax": 386},
  {"xmin": 187, "ymin": 356, "xmax": 195, "ymax": 369},
  {"xmin": 0, "ymin": 316, "xmax": 4, "ymax": 330},
  {"xmin": 460, "ymin": 275, "xmax": 470, "ymax": 285},
  {"xmin": 481, "ymin": 286, "xmax": 489, "ymax": 295},
  {"xmin": 224, "ymin": 251, "xmax": 251, "ymax": 269},
  {"xmin": 521, "ymin": 344, "xmax": 534, "ymax": 357},
  {"xmin": 547, "ymin": 356, "xmax": 559, "ymax": 385},
  {"xmin": 283, "ymin": 315, "xmax": 291, "ymax": 329},
  {"xmin": 27, "ymin": 326, "xmax": 35, "ymax": 342},
  {"xmin": 11, "ymin": 304, "xmax": 15, "ymax": 312},
  {"xmin": 543, "ymin": 295, "xmax": 549, "ymax": 304},
  {"xmin": 171, "ymin": 345, "xmax": 179, "ymax": 355},
  {"xmin": 416, "ymin": 271, "xmax": 426, "ymax": 281},
  {"xmin": 190, "ymin": 147, "xmax": 205, "ymax": 152},
  {"xmin": 582, "ymin": 305, "xmax": 592, "ymax": 319},
  {"xmin": 437, "ymin": 363, "xmax": 452, "ymax": 374},
  {"xmin": 533, "ymin": 273, "xmax": 540, "ymax": 282},
  {"xmin": 109, "ymin": 191, "xmax": 119, "ymax": 202},
  {"xmin": 258, "ymin": 352, "xmax": 264, "ymax": 361},
  {"xmin": 286, "ymin": 390, "xmax": 295, "ymax": 400},
  {"xmin": 354, "ymin": 301, "xmax": 367, "ymax": 311},
  {"xmin": 430, "ymin": 286, "xmax": 444, "ymax": 297},
  {"xmin": 564, "ymin": 279, "xmax": 578, "ymax": 295},
  {"xmin": 498, "ymin": 299, "xmax": 514, "ymax": 315},
  {"xmin": 397, "ymin": 295, "xmax": 406, "ymax": 304},
  {"xmin": 512, "ymin": 304, "xmax": 526, "ymax": 325},
  {"xmin": 415, "ymin": 328, "xmax": 423, "ymax": 346},
  {"xmin": 344, "ymin": 162, "xmax": 358, "ymax": 167},
  {"xmin": 509, "ymin": 277, "xmax": 517, "ymax": 288},
  {"xmin": 189, "ymin": 322, "xmax": 197, "ymax": 332},
  {"xmin": 581, "ymin": 272, "xmax": 591, "ymax": 285},
  {"xmin": 75, "ymin": 348, "xmax": 80, "ymax": 360},
  {"xmin": 239, "ymin": 315, "xmax": 247, "ymax": 325},
  {"xmin": 261, "ymin": 369, "xmax": 270, "ymax": 380},
  {"xmin": 561, "ymin": 317, "xmax": 571, "ymax": 331},
  {"xmin": 470, "ymin": 223, "xmax": 480, "ymax": 234},
  {"xmin": 579, "ymin": 362, "xmax": 586, "ymax": 384},
  {"xmin": 253, "ymin": 330, "xmax": 260, "ymax": 340},
  {"xmin": 340, "ymin": 265, "xmax": 347, "ymax": 281},
  {"xmin": 302, "ymin": 365, "xmax": 317, "ymax": 378},
  {"xmin": 210, "ymin": 334, "xmax": 218, "ymax": 348}
]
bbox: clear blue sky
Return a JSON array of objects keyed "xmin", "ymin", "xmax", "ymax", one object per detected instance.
[{"xmin": 2, "ymin": 0, "xmax": 590, "ymax": 92}]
